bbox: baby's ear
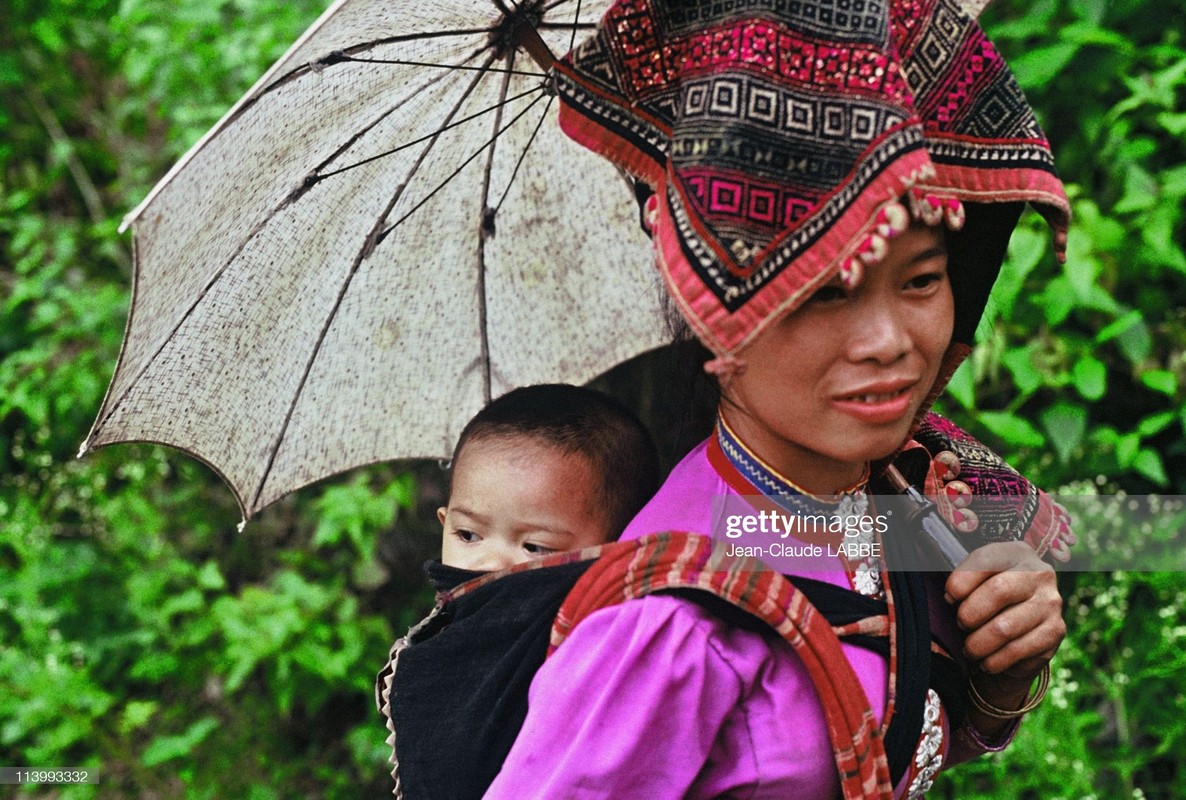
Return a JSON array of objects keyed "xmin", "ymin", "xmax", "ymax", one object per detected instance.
[{"xmin": 437, "ymin": 507, "xmax": 447, "ymax": 526}]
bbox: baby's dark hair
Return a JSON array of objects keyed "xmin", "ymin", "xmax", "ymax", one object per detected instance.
[{"xmin": 450, "ymin": 384, "xmax": 661, "ymax": 538}]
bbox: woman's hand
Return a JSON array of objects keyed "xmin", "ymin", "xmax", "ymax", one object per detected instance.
[
  {"xmin": 946, "ymin": 540, "xmax": 1065, "ymax": 676},
  {"xmin": 945, "ymin": 541, "xmax": 1066, "ymax": 737}
]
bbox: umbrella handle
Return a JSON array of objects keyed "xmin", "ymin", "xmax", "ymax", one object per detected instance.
[
  {"xmin": 513, "ymin": 19, "xmax": 557, "ymax": 71},
  {"xmin": 884, "ymin": 465, "xmax": 969, "ymax": 571}
]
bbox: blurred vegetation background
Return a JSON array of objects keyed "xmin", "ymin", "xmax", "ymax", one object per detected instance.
[{"xmin": 1, "ymin": 0, "xmax": 1183, "ymax": 797}]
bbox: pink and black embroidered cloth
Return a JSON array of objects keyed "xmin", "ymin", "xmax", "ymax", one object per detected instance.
[{"xmin": 556, "ymin": 0, "xmax": 1070, "ymax": 356}]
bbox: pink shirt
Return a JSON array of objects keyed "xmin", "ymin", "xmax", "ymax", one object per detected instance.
[{"xmin": 484, "ymin": 440, "xmax": 1007, "ymax": 798}]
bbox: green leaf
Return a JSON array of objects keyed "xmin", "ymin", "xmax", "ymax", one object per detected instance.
[
  {"xmin": 119, "ymin": 700, "xmax": 158, "ymax": 735},
  {"xmin": 1117, "ymin": 320, "xmax": 1154, "ymax": 364},
  {"xmin": 944, "ymin": 361, "xmax": 976, "ymax": 409},
  {"xmin": 992, "ymin": 226, "xmax": 1047, "ymax": 315},
  {"xmin": 1064, "ymin": 230, "xmax": 1101, "ymax": 300},
  {"xmin": 387, "ymin": 473, "xmax": 416, "ymax": 511},
  {"xmin": 30, "ymin": 19, "xmax": 69, "ymax": 53},
  {"xmin": 1072, "ymin": 357, "xmax": 1108, "ymax": 400},
  {"xmin": 1096, "ymin": 310, "xmax": 1143, "ymax": 344},
  {"xmin": 1114, "ymin": 165, "xmax": 1159, "ymax": 214},
  {"xmin": 1133, "ymin": 449, "xmax": 1170, "ymax": 486},
  {"xmin": 197, "ymin": 560, "xmax": 226, "ymax": 591},
  {"xmin": 1041, "ymin": 276, "xmax": 1076, "ymax": 326},
  {"xmin": 1002, "ymin": 345, "xmax": 1043, "ymax": 396},
  {"xmin": 142, "ymin": 717, "xmax": 220, "ymax": 766},
  {"xmin": 1159, "ymin": 112, "xmax": 1186, "ymax": 137},
  {"xmin": 979, "ymin": 412, "xmax": 1046, "ymax": 448},
  {"xmin": 1142, "ymin": 207, "xmax": 1186, "ymax": 273},
  {"xmin": 1141, "ymin": 369, "xmax": 1178, "ymax": 396},
  {"xmin": 1117, "ymin": 433, "xmax": 1141, "ymax": 468},
  {"xmin": 1137, "ymin": 411, "xmax": 1177, "ymax": 438},
  {"xmin": 1040, "ymin": 403, "xmax": 1088, "ymax": 464},
  {"xmin": 1090, "ymin": 424, "xmax": 1119, "ymax": 449},
  {"xmin": 160, "ymin": 588, "xmax": 204, "ymax": 619},
  {"xmin": 1011, "ymin": 43, "xmax": 1081, "ymax": 90},
  {"xmin": 1069, "ymin": 0, "xmax": 1106, "ymax": 25},
  {"xmin": 1161, "ymin": 164, "xmax": 1186, "ymax": 200},
  {"xmin": 1083, "ymin": 284, "xmax": 1123, "ymax": 315}
]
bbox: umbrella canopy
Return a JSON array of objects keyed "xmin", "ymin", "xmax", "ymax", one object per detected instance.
[{"xmin": 82, "ymin": 0, "xmax": 668, "ymax": 520}]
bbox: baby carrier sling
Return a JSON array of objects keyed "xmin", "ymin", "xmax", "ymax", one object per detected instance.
[{"xmin": 377, "ymin": 532, "xmax": 965, "ymax": 800}]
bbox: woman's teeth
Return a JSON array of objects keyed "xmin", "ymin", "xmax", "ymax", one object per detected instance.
[{"xmin": 847, "ymin": 389, "xmax": 906, "ymax": 403}]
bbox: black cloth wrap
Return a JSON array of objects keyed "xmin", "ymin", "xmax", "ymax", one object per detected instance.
[
  {"xmin": 390, "ymin": 537, "xmax": 968, "ymax": 799},
  {"xmin": 389, "ymin": 559, "xmax": 595, "ymax": 800}
]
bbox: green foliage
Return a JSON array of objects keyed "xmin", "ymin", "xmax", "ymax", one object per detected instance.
[
  {"xmin": 1, "ymin": 1, "xmax": 429, "ymax": 796},
  {"xmin": 929, "ymin": 2, "xmax": 1186, "ymax": 796},
  {"xmin": 935, "ymin": 0, "xmax": 1186, "ymax": 496},
  {"xmin": 935, "ymin": 490, "xmax": 1186, "ymax": 799}
]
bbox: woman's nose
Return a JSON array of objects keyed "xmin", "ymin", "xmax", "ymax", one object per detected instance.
[{"xmin": 849, "ymin": 305, "xmax": 912, "ymax": 364}]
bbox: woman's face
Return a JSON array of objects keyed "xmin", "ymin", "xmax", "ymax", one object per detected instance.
[{"xmin": 721, "ymin": 222, "xmax": 954, "ymax": 493}]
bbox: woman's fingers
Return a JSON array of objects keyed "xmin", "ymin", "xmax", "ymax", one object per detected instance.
[
  {"xmin": 963, "ymin": 606, "xmax": 1065, "ymax": 675},
  {"xmin": 951, "ymin": 562, "xmax": 1061, "ymax": 632},
  {"xmin": 944, "ymin": 541, "xmax": 1065, "ymax": 675},
  {"xmin": 946, "ymin": 541, "xmax": 1053, "ymax": 605}
]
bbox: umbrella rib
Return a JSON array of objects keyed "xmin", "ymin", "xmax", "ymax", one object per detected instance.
[
  {"xmin": 475, "ymin": 53, "xmax": 518, "ymax": 404},
  {"xmin": 492, "ymin": 93, "xmax": 555, "ymax": 214},
  {"xmin": 299, "ymin": 41, "xmax": 515, "ymax": 191},
  {"xmin": 249, "ymin": 61, "xmax": 500, "ymax": 513},
  {"xmin": 569, "ymin": 0, "xmax": 584, "ymax": 52},
  {"xmin": 120, "ymin": 31, "xmax": 496, "ymax": 232},
  {"xmin": 334, "ymin": 55, "xmax": 545, "ymax": 78},
  {"xmin": 310, "ymin": 84, "xmax": 545, "ymax": 185},
  {"xmin": 255, "ymin": 26, "xmax": 499, "ymax": 94},
  {"xmin": 298, "ymin": 64, "xmax": 480, "ymax": 190},
  {"xmin": 535, "ymin": 21, "xmax": 596, "ymax": 29},
  {"xmin": 541, "ymin": 0, "xmax": 581, "ymax": 14},
  {"xmin": 374, "ymin": 92, "xmax": 545, "ymax": 244}
]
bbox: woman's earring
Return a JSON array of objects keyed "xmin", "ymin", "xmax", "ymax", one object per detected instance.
[{"xmin": 703, "ymin": 353, "xmax": 747, "ymax": 390}]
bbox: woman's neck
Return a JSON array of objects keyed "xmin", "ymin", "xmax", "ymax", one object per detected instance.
[{"xmin": 717, "ymin": 407, "xmax": 869, "ymax": 497}]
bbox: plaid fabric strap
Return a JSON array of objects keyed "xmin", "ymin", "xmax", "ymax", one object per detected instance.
[{"xmin": 550, "ymin": 532, "xmax": 895, "ymax": 800}]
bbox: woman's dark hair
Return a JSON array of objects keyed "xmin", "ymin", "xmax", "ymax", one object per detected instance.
[
  {"xmin": 450, "ymin": 384, "xmax": 661, "ymax": 538},
  {"xmin": 661, "ymin": 292, "xmax": 721, "ymax": 448}
]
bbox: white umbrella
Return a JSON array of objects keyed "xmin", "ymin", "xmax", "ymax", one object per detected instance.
[{"xmin": 82, "ymin": 0, "xmax": 668, "ymax": 520}]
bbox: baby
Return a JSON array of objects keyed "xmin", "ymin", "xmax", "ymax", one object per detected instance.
[
  {"xmin": 438, "ymin": 383, "xmax": 661, "ymax": 572},
  {"xmin": 379, "ymin": 385, "xmax": 656, "ymax": 795}
]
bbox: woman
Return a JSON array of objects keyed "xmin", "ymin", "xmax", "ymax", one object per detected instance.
[
  {"xmin": 481, "ymin": 223, "xmax": 1066, "ymax": 799},
  {"xmin": 479, "ymin": 1, "xmax": 1072, "ymax": 797}
]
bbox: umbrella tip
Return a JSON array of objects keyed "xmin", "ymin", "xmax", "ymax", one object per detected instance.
[
  {"xmin": 77, "ymin": 439, "xmax": 92, "ymax": 459},
  {"xmin": 236, "ymin": 518, "xmax": 248, "ymax": 534}
]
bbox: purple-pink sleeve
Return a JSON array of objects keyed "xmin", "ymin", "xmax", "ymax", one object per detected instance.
[
  {"xmin": 946, "ymin": 716, "xmax": 1021, "ymax": 765},
  {"xmin": 482, "ymin": 594, "xmax": 756, "ymax": 800}
]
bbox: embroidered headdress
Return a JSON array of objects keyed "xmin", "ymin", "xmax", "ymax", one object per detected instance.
[{"xmin": 556, "ymin": 0, "xmax": 1070, "ymax": 362}]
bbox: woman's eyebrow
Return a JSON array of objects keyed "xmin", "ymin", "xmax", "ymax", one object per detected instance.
[{"xmin": 910, "ymin": 244, "xmax": 948, "ymax": 264}]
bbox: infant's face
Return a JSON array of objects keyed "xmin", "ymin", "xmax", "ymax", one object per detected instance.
[{"xmin": 439, "ymin": 436, "xmax": 612, "ymax": 572}]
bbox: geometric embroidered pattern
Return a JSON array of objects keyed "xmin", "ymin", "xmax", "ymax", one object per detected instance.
[
  {"xmin": 662, "ymin": 0, "xmax": 890, "ymax": 43},
  {"xmin": 556, "ymin": 0, "xmax": 1069, "ymax": 355}
]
